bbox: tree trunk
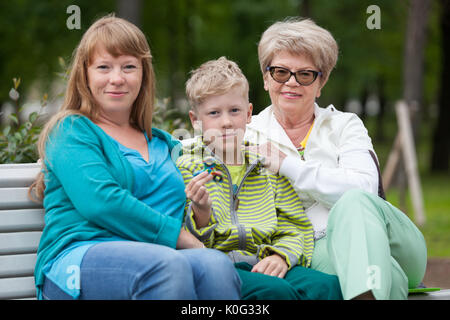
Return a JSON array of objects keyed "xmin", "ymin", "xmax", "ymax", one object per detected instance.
[
  {"xmin": 402, "ymin": 0, "xmax": 431, "ymax": 137},
  {"xmin": 431, "ymin": 0, "xmax": 450, "ymax": 172},
  {"xmin": 396, "ymin": 0, "xmax": 431, "ymax": 210},
  {"xmin": 167, "ymin": 0, "xmax": 180, "ymax": 106},
  {"xmin": 116, "ymin": 0, "xmax": 142, "ymax": 26},
  {"xmin": 375, "ymin": 77, "xmax": 386, "ymax": 143}
]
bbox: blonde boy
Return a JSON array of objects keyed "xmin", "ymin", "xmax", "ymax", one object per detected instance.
[{"xmin": 176, "ymin": 57, "xmax": 342, "ymax": 300}]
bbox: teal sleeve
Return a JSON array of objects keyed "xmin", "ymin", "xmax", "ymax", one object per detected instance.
[{"xmin": 45, "ymin": 117, "xmax": 181, "ymax": 248}]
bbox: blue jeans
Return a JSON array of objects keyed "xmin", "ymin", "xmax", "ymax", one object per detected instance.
[{"xmin": 42, "ymin": 241, "xmax": 241, "ymax": 300}]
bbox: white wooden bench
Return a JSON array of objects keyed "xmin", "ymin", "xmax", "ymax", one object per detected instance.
[
  {"xmin": 0, "ymin": 163, "xmax": 43, "ymax": 299},
  {"xmin": 0, "ymin": 162, "xmax": 448, "ymax": 300}
]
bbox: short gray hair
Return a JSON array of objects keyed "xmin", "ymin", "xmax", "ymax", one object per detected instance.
[{"xmin": 258, "ymin": 17, "xmax": 338, "ymax": 84}]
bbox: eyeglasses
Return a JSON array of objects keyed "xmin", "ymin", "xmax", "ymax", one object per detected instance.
[{"xmin": 266, "ymin": 66, "xmax": 322, "ymax": 86}]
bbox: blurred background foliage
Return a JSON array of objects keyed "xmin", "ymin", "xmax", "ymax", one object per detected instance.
[
  {"xmin": 0, "ymin": 1, "xmax": 444, "ymax": 118},
  {"xmin": 0, "ymin": 0, "xmax": 448, "ymax": 255},
  {"xmin": 0, "ymin": 0, "xmax": 446, "ymax": 147}
]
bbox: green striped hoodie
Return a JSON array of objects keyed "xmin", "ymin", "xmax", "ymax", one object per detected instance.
[{"xmin": 176, "ymin": 138, "xmax": 314, "ymax": 268}]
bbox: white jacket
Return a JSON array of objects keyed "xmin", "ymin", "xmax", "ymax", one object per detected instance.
[{"xmin": 244, "ymin": 103, "xmax": 380, "ymax": 238}]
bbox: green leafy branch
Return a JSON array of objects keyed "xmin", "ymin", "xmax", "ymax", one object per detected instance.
[
  {"xmin": 152, "ymin": 97, "xmax": 191, "ymax": 133},
  {"xmin": 0, "ymin": 78, "xmax": 47, "ymax": 163}
]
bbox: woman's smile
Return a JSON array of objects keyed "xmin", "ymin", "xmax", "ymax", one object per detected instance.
[
  {"xmin": 106, "ymin": 91, "xmax": 127, "ymax": 97},
  {"xmin": 281, "ymin": 91, "xmax": 303, "ymax": 99}
]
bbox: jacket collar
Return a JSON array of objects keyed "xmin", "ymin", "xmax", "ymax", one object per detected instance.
[
  {"xmin": 246, "ymin": 103, "xmax": 337, "ymax": 153},
  {"xmin": 182, "ymin": 137, "xmax": 264, "ymax": 168}
]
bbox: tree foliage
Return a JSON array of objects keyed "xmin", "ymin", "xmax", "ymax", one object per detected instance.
[
  {"xmin": 0, "ymin": 0, "xmax": 442, "ymax": 112},
  {"xmin": 0, "ymin": 78, "xmax": 46, "ymax": 163},
  {"xmin": 0, "ymin": 0, "xmax": 446, "ymax": 169}
]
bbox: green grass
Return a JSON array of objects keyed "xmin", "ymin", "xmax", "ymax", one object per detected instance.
[{"xmin": 365, "ymin": 115, "xmax": 450, "ymax": 258}]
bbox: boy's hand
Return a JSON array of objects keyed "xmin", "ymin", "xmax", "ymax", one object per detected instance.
[
  {"xmin": 251, "ymin": 253, "xmax": 288, "ymax": 278},
  {"xmin": 185, "ymin": 171, "xmax": 213, "ymax": 228}
]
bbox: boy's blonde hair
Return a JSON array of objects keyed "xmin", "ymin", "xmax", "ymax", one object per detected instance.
[{"xmin": 186, "ymin": 56, "xmax": 249, "ymax": 110}]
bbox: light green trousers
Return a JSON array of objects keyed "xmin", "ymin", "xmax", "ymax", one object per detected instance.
[{"xmin": 310, "ymin": 189, "xmax": 427, "ymax": 300}]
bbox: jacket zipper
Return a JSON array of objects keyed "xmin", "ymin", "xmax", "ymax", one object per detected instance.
[
  {"xmin": 213, "ymin": 154, "xmax": 260, "ymax": 251},
  {"xmin": 231, "ymin": 161, "xmax": 259, "ymax": 251}
]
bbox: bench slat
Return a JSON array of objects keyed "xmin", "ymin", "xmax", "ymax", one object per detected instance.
[
  {"xmin": 0, "ymin": 276, "xmax": 36, "ymax": 299},
  {"xmin": 0, "ymin": 163, "xmax": 41, "ymax": 187},
  {"xmin": 0, "ymin": 232, "xmax": 42, "ymax": 255},
  {"xmin": 0, "ymin": 188, "xmax": 42, "ymax": 210},
  {"xmin": 0, "ymin": 208, "xmax": 45, "ymax": 232},
  {"xmin": 0, "ymin": 253, "xmax": 37, "ymax": 277}
]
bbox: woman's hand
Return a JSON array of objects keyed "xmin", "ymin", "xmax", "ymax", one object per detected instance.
[
  {"xmin": 185, "ymin": 171, "xmax": 213, "ymax": 228},
  {"xmin": 248, "ymin": 142, "xmax": 287, "ymax": 174},
  {"xmin": 176, "ymin": 228, "xmax": 205, "ymax": 249},
  {"xmin": 251, "ymin": 253, "xmax": 288, "ymax": 278}
]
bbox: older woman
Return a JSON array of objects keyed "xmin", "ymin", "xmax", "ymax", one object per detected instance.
[
  {"xmin": 245, "ymin": 18, "xmax": 427, "ymax": 300},
  {"xmin": 31, "ymin": 15, "xmax": 241, "ymax": 300}
]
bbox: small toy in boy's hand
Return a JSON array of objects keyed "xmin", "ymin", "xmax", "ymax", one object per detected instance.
[{"xmin": 193, "ymin": 157, "xmax": 223, "ymax": 182}]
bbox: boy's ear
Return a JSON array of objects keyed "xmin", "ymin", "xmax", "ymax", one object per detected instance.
[
  {"xmin": 247, "ymin": 103, "xmax": 253, "ymax": 124},
  {"xmin": 189, "ymin": 109, "xmax": 200, "ymax": 130}
]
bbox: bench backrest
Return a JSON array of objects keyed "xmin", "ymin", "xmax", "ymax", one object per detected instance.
[{"xmin": 0, "ymin": 163, "xmax": 43, "ymax": 300}]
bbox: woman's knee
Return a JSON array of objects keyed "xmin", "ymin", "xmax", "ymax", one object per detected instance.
[
  {"xmin": 182, "ymin": 249, "xmax": 230, "ymax": 274},
  {"xmin": 132, "ymin": 247, "xmax": 197, "ymax": 299},
  {"xmin": 207, "ymin": 249, "xmax": 242, "ymax": 290},
  {"xmin": 182, "ymin": 248, "xmax": 241, "ymax": 299},
  {"xmin": 104, "ymin": 241, "xmax": 192, "ymax": 277},
  {"xmin": 329, "ymin": 189, "xmax": 381, "ymax": 223},
  {"xmin": 337, "ymin": 189, "xmax": 377, "ymax": 208},
  {"xmin": 197, "ymin": 249, "xmax": 236, "ymax": 274},
  {"xmin": 80, "ymin": 241, "xmax": 196, "ymax": 299}
]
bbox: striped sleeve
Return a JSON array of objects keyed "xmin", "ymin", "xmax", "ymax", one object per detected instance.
[
  {"xmin": 176, "ymin": 155, "xmax": 217, "ymax": 246},
  {"xmin": 258, "ymin": 176, "xmax": 314, "ymax": 268}
]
